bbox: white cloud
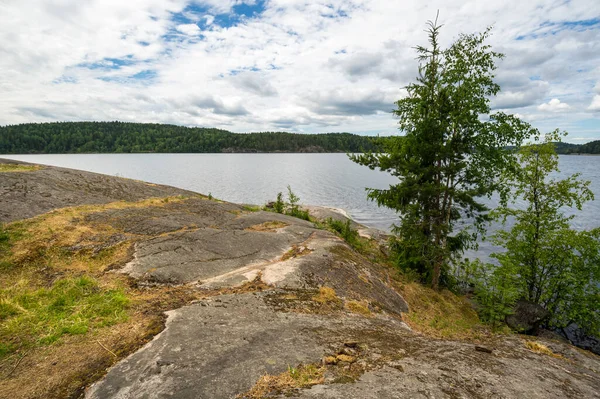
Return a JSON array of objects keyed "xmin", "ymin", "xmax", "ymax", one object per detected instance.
[
  {"xmin": 588, "ymin": 95, "xmax": 600, "ymax": 112},
  {"xmin": 537, "ymin": 98, "xmax": 571, "ymax": 112},
  {"xmin": 176, "ymin": 23, "xmax": 201, "ymax": 36},
  {"xmin": 0, "ymin": 0, "xmax": 599, "ymax": 140},
  {"xmin": 204, "ymin": 15, "xmax": 215, "ymax": 25}
]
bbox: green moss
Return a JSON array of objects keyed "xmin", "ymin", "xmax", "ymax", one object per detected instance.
[{"xmin": 0, "ymin": 276, "xmax": 129, "ymax": 358}]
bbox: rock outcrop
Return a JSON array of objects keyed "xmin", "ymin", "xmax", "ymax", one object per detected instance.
[{"xmin": 1, "ymin": 158, "xmax": 599, "ymax": 399}]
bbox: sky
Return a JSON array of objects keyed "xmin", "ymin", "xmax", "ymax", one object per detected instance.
[{"xmin": 1, "ymin": 0, "xmax": 599, "ymax": 142}]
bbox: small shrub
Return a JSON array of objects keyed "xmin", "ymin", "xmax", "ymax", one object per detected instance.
[
  {"xmin": 326, "ymin": 218, "xmax": 360, "ymax": 248},
  {"xmin": 473, "ymin": 261, "xmax": 520, "ymax": 330},
  {"xmin": 289, "ymin": 208, "xmax": 310, "ymax": 221},
  {"xmin": 268, "ymin": 186, "xmax": 310, "ymax": 220},
  {"xmin": 274, "ymin": 192, "xmax": 284, "ymax": 213},
  {"xmin": 286, "ymin": 185, "xmax": 300, "ymax": 214}
]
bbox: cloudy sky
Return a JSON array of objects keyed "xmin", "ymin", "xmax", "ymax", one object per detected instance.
[{"xmin": 1, "ymin": 0, "xmax": 599, "ymax": 142}]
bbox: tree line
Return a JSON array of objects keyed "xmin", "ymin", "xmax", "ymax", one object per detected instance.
[
  {"xmin": 0, "ymin": 122, "xmax": 380, "ymax": 154},
  {"xmin": 554, "ymin": 140, "xmax": 600, "ymax": 154}
]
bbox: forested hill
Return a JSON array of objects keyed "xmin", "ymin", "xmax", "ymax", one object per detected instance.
[
  {"xmin": 0, "ymin": 122, "xmax": 380, "ymax": 154},
  {"xmin": 554, "ymin": 140, "xmax": 600, "ymax": 154}
]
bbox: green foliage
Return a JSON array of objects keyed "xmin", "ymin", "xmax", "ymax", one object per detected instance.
[
  {"xmin": 487, "ymin": 132, "xmax": 600, "ymax": 335},
  {"xmin": 274, "ymin": 192, "xmax": 285, "ymax": 214},
  {"xmin": 472, "ymin": 260, "xmax": 520, "ymax": 329},
  {"xmin": 0, "ymin": 121, "xmax": 380, "ymax": 154},
  {"xmin": 285, "ymin": 186, "xmax": 310, "ymax": 220},
  {"xmin": 0, "ymin": 224, "xmax": 16, "ymax": 270},
  {"xmin": 350, "ymin": 19, "xmax": 533, "ymax": 289},
  {"xmin": 326, "ymin": 218, "xmax": 360, "ymax": 248},
  {"xmin": 0, "ymin": 224, "xmax": 9, "ymax": 252},
  {"xmin": 287, "ymin": 185, "xmax": 300, "ymax": 214},
  {"xmin": 0, "ymin": 276, "xmax": 129, "ymax": 358},
  {"xmin": 553, "ymin": 139, "xmax": 600, "ymax": 154}
]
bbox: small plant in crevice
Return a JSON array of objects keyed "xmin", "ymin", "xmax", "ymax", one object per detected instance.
[
  {"xmin": 267, "ymin": 186, "xmax": 310, "ymax": 221},
  {"xmin": 286, "ymin": 186, "xmax": 310, "ymax": 220},
  {"xmin": 274, "ymin": 192, "xmax": 284, "ymax": 213},
  {"xmin": 326, "ymin": 218, "xmax": 359, "ymax": 245}
]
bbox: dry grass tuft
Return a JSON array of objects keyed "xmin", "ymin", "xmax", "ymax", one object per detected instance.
[
  {"xmin": 0, "ymin": 164, "xmax": 42, "ymax": 173},
  {"xmin": 246, "ymin": 221, "xmax": 289, "ymax": 232},
  {"xmin": 280, "ymin": 245, "xmax": 312, "ymax": 261},
  {"xmin": 345, "ymin": 300, "xmax": 372, "ymax": 317},
  {"xmin": 525, "ymin": 341, "xmax": 562, "ymax": 358},
  {"xmin": 239, "ymin": 364, "xmax": 324, "ymax": 399},
  {"xmin": 312, "ymin": 286, "xmax": 341, "ymax": 305}
]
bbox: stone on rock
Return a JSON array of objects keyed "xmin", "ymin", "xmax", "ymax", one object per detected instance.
[{"xmin": 505, "ymin": 300, "xmax": 549, "ymax": 335}]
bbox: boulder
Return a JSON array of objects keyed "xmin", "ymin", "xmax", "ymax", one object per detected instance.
[
  {"xmin": 559, "ymin": 324, "xmax": 600, "ymax": 356},
  {"xmin": 505, "ymin": 300, "xmax": 549, "ymax": 335}
]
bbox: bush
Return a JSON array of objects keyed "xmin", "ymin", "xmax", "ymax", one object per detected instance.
[
  {"xmin": 274, "ymin": 192, "xmax": 284, "ymax": 214},
  {"xmin": 473, "ymin": 261, "xmax": 520, "ymax": 329},
  {"xmin": 326, "ymin": 218, "xmax": 361, "ymax": 249},
  {"xmin": 269, "ymin": 186, "xmax": 311, "ymax": 220}
]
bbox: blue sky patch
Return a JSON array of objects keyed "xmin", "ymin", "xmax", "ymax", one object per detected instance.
[
  {"xmin": 97, "ymin": 69, "xmax": 157, "ymax": 84},
  {"xmin": 52, "ymin": 75, "xmax": 78, "ymax": 84},
  {"xmin": 79, "ymin": 56, "xmax": 136, "ymax": 70},
  {"xmin": 516, "ymin": 17, "xmax": 600, "ymax": 40}
]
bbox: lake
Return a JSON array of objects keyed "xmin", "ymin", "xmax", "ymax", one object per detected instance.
[{"xmin": 2, "ymin": 153, "xmax": 599, "ymax": 259}]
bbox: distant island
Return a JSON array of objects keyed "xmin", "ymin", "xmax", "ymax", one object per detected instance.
[
  {"xmin": 553, "ymin": 140, "xmax": 600, "ymax": 155},
  {"xmin": 1, "ymin": 122, "xmax": 598, "ymax": 155},
  {"xmin": 0, "ymin": 121, "xmax": 380, "ymax": 154}
]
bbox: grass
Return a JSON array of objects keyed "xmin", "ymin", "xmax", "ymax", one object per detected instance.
[
  {"xmin": 525, "ymin": 341, "xmax": 562, "ymax": 358},
  {"xmin": 312, "ymin": 286, "xmax": 341, "ymax": 305},
  {"xmin": 246, "ymin": 221, "xmax": 289, "ymax": 232},
  {"xmin": 239, "ymin": 363, "xmax": 324, "ymax": 398},
  {"xmin": 325, "ymin": 218, "xmax": 361, "ymax": 247},
  {"xmin": 280, "ymin": 245, "xmax": 312, "ymax": 261},
  {"xmin": 345, "ymin": 300, "xmax": 372, "ymax": 316},
  {"xmin": 242, "ymin": 205, "xmax": 261, "ymax": 212},
  {"xmin": 0, "ymin": 164, "xmax": 42, "ymax": 173},
  {"xmin": 396, "ymin": 280, "xmax": 484, "ymax": 340},
  {"xmin": 0, "ymin": 197, "xmax": 191, "ymax": 358},
  {"xmin": 0, "ymin": 276, "xmax": 129, "ymax": 358},
  {"xmin": 0, "ymin": 196, "xmax": 276, "ymax": 398}
]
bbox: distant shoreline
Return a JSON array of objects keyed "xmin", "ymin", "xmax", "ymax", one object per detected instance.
[{"xmin": 561, "ymin": 153, "xmax": 600, "ymax": 156}]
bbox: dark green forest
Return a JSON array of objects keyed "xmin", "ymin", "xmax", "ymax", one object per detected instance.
[
  {"xmin": 554, "ymin": 140, "xmax": 600, "ymax": 154},
  {"xmin": 0, "ymin": 122, "xmax": 380, "ymax": 154}
]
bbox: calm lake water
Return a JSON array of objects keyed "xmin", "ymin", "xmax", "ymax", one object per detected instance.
[{"xmin": 2, "ymin": 153, "xmax": 599, "ymax": 259}]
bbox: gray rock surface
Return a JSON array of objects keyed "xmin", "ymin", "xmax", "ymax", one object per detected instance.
[
  {"xmin": 0, "ymin": 158, "xmax": 196, "ymax": 223},
  {"xmin": 3, "ymin": 159, "xmax": 599, "ymax": 399},
  {"xmin": 86, "ymin": 293, "xmax": 327, "ymax": 399}
]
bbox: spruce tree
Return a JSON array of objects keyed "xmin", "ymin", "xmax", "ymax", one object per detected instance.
[{"xmin": 351, "ymin": 17, "xmax": 534, "ymax": 289}]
